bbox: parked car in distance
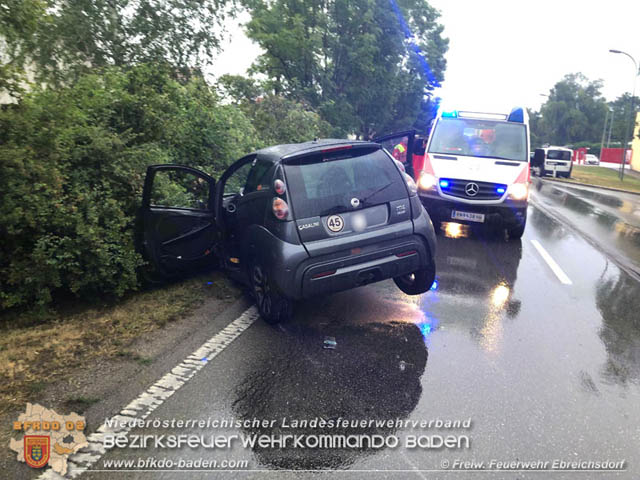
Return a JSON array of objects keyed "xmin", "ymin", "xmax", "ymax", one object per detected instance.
[
  {"xmin": 585, "ymin": 154, "xmax": 600, "ymax": 165},
  {"xmin": 138, "ymin": 140, "xmax": 437, "ymax": 324}
]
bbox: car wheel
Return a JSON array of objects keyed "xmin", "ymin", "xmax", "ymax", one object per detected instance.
[
  {"xmin": 251, "ymin": 263, "xmax": 293, "ymax": 324},
  {"xmin": 394, "ymin": 262, "xmax": 436, "ymax": 295}
]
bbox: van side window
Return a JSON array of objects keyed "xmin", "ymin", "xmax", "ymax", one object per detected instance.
[{"xmin": 244, "ymin": 159, "xmax": 273, "ymax": 194}]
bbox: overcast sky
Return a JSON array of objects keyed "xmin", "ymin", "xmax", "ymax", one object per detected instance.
[{"xmin": 210, "ymin": 1, "xmax": 640, "ymax": 113}]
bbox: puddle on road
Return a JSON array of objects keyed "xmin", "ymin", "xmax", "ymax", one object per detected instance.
[{"xmin": 231, "ymin": 319, "xmax": 427, "ymax": 469}]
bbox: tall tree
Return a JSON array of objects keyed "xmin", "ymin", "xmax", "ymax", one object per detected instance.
[
  {"xmin": 608, "ymin": 93, "xmax": 640, "ymax": 145},
  {"xmin": 536, "ymin": 73, "xmax": 608, "ymax": 145},
  {"xmin": 243, "ymin": 0, "xmax": 447, "ymax": 138},
  {"xmin": 1, "ymin": 0, "xmax": 233, "ymax": 93},
  {"xmin": 0, "ymin": 0, "xmax": 49, "ymax": 95}
]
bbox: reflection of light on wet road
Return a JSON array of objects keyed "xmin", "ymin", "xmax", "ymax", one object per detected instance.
[
  {"xmin": 479, "ymin": 285, "xmax": 512, "ymax": 354},
  {"xmin": 443, "ymin": 222, "xmax": 470, "ymax": 239},
  {"xmin": 491, "ymin": 284, "xmax": 510, "ymax": 308}
]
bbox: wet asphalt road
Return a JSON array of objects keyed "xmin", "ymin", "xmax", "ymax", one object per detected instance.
[{"xmin": 83, "ymin": 195, "xmax": 640, "ymax": 479}]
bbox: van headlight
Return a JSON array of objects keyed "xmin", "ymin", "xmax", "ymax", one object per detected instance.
[
  {"xmin": 508, "ymin": 183, "xmax": 528, "ymax": 200},
  {"xmin": 418, "ymin": 172, "xmax": 437, "ymax": 191}
]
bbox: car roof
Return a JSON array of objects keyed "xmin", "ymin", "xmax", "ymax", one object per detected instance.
[{"xmin": 255, "ymin": 139, "xmax": 378, "ymax": 163}]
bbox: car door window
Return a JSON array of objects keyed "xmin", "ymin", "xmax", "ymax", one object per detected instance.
[
  {"xmin": 224, "ymin": 163, "xmax": 253, "ymax": 196},
  {"xmin": 244, "ymin": 159, "xmax": 273, "ymax": 194},
  {"xmin": 150, "ymin": 169, "xmax": 210, "ymax": 210}
]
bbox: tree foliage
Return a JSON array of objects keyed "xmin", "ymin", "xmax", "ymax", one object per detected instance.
[
  {"xmin": 242, "ymin": 0, "xmax": 447, "ymax": 138},
  {"xmin": 219, "ymin": 74, "xmax": 333, "ymax": 144},
  {"xmin": 531, "ymin": 73, "xmax": 640, "ymax": 148},
  {"xmin": 535, "ymin": 74, "xmax": 608, "ymax": 146},
  {"xmin": 607, "ymin": 93, "xmax": 640, "ymax": 144},
  {"xmin": 1, "ymin": 0, "xmax": 233, "ymax": 93},
  {"xmin": 0, "ymin": 64, "xmax": 259, "ymax": 310}
]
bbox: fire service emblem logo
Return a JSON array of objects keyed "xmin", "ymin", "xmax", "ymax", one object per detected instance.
[{"xmin": 24, "ymin": 435, "xmax": 50, "ymax": 468}]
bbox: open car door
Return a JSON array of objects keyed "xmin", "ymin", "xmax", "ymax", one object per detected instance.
[
  {"xmin": 139, "ymin": 165, "xmax": 219, "ymax": 278},
  {"xmin": 373, "ymin": 130, "xmax": 417, "ymax": 178}
]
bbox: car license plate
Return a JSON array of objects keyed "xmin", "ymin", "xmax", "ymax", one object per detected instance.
[{"xmin": 451, "ymin": 210, "xmax": 485, "ymax": 223}]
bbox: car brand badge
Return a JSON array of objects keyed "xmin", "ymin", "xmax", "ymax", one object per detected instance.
[
  {"xmin": 465, "ymin": 182, "xmax": 479, "ymax": 197},
  {"xmin": 351, "ymin": 197, "xmax": 360, "ymax": 208},
  {"xmin": 327, "ymin": 214, "xmax": 345, "ymax": 233}
]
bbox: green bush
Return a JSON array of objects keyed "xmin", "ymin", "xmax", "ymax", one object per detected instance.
[{"xmin": 0, "ymin": 64, "xmax": 260, "ymax": 310}]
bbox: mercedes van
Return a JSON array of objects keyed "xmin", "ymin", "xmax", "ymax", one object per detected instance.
[{"xmin": 405, "ymin": 108, "xmax": 531, "ymax": 239}]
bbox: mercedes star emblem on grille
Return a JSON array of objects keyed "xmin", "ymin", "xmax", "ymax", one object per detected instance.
[{"xmin": 465, "ymin": 182, "xmax": 480, "ymax": 197}]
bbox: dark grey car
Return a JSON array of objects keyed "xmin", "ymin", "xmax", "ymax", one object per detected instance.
[{"xmin": 138, "ymin": 139, "xmax": 437, "ymax": 323}]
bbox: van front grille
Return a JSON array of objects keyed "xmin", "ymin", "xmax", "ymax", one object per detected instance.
[{"xmin": 439, "ymin": 178, "xmax": 507, "ymax": 200}]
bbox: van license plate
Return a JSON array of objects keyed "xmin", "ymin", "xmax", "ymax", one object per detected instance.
[{"xmin": 451, "ymin": 211, "xmax": 485, "ymax": 223}]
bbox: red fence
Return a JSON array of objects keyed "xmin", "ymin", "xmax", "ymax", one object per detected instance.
[{"xmin": 601, "ymin": 148, "xmax": 631, "ymax": 164}]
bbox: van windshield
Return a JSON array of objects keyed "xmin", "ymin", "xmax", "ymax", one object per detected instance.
[
  {"xmin": 428, "ymin": 117, "xmax": 527, "ymax": 161},
  {"xmin": 284, "ymin": 148, "xmax": 406, "ymax": 218}
]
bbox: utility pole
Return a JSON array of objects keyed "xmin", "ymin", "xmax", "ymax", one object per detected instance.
[{"xmin": 609, "ymin": 49, "xmax": 638, "ymax": 181}]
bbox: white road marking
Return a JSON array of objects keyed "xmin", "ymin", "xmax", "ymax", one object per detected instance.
[
  {"xmin": 530, "ymin": 239, "xmax": 573, "ymax": 285},
  {"xmin": 38, "ymin": 306, "xmax": 259, "ymax": 479}
]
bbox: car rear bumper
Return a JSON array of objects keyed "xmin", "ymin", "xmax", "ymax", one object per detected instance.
[
  {"xmin": 274, "ymin": 234, "xmax": 433, "ymax": 300},
  {"xmin": 543, "ymin": 161, "xmax": 571, "ymax": 172},
  {"xmin": 419, "ymin": 194, "xmax": 527, "ymax": 228}
]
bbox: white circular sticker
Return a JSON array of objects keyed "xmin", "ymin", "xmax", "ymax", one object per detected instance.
[{"xmin": 327, "ymin": 214, "xmax": 345, "ymax": 233}]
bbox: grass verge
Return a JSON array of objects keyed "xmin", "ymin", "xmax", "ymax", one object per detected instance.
[
  {"xmin": 552, "ymin": 165, "xmax": 640, "ymax": 194},
  {"xmin": 0, "ymin": 272, "xmax": 241, "ymax": 415}
]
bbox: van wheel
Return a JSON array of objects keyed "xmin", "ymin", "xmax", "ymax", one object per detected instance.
[
  {"xmin": 394, "ymin": 263, "xmax": 436, "ymax": 295},
  {"xmin": 251, "ymin": 264, "xmax": 293, "ymax": 324},
  {"xmin": 508, "ymin": 222, "xmax": 526, "ymax": 240}
]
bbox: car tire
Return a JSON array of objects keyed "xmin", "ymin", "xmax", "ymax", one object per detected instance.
[
  {"xmin": 250, "ymin": 263, "xmax": 293, "ymax": 324},
  {"xmin": 394, "ymin": 262, "xmax": 436, "ymax": 295}
]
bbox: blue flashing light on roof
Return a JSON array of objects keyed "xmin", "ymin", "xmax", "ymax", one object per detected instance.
[
  {"xmin": 507, "ymin": 107, "xmax": 524, "ymax": 123},
  {"xmin": 441, "ymin": 110, "xmax": 458, "ymax": 118}
]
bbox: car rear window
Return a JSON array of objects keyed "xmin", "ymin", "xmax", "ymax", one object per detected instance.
[
  {"xmin": 283, "ymin": 148, "xmax": 406, "ymax": 218},
  {"xmin": 547, "ymin": 150, "xmax": 572, "ymax": 160}
]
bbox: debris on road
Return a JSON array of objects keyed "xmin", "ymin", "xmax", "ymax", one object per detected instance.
[{"xmin": 323, "ymin": 337, "xmax": 337, "ymax": 349}]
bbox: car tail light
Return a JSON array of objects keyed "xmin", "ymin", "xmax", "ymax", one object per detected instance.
[
  {"xmin": 404, "ymin": 173, "xmax": 418, "ymax": 195},
  {"xmin": 274, "ymin": 179, "xmax": 286, "ymax": 195},
  {"xmin": 321, "ymin": 145, "xmax": 352, "ymax": 153},
  {"xmin": 272, "ymin": 197, "xmax": 289, "ymax": 220}
]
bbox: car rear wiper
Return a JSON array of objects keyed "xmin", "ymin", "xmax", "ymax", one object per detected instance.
[
  {"xmin": 359, "ymin": 182, "xmax": 393, "ymax": 206},
  {"xmin": 320, "ymin": 205, "xmax": 347, "ymax": 216}
]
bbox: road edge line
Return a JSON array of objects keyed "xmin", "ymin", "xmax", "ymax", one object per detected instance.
[{"xmin": 38, "ymin": 306, "xmax": 259, "ymax": 479}]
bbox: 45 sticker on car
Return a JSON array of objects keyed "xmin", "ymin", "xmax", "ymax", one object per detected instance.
[{"xmin": 327, "ymin": 214, "xmax": 345, "ymax": 233}]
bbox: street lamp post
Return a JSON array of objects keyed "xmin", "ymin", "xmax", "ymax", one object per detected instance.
[{"xmin": 609, "ymin": 49, "xmax": 639, "ymax": 181}]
